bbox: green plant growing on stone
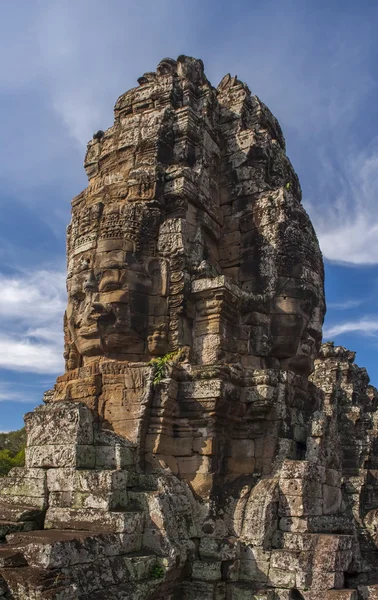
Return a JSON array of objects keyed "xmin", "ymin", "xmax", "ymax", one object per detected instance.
[
  {"xmin": 285, "ymin": 182, "xmax": 291, "ymax": 190},
  {"xmin": 148, "ymin": 350, "xmax": 183, "ymax": 386},
  {"xmin": 151, "ymin": 564, "xmax": 165, "ymax": 579}
]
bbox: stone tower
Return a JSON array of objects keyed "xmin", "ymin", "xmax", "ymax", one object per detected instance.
[{"xmin": 0, "ymin": 56, "xmax": 377, "ymax": 600}]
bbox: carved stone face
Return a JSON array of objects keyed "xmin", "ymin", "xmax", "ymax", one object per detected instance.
[
  {"xmin": 288, "ymin": 303, "xmax": 323, "ymax": 376},
  {"xmin": 66, "ymin": 252, "xmax": 167, "ymax": 360},
  {"xmin": 270, "ymin": 285, "xmax": 323, "ymax": 376}
]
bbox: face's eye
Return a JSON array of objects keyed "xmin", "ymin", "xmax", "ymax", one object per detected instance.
[
  {"xmin": 70, "ymin": 291, "xmax": 85, "ymax": 306},
  {"xmin": 302, "ymin": 299, "xmax": 313, "ymax": 314},
  {"xmin": 99, "ymin": 281, "xmax": 119, "ymax": 293},
  {"xmin": 99, "ymin": 271, "xmax": 120, "ymax": 292}
]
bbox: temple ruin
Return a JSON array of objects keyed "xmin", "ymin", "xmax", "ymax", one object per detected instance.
[{"xmin": 0, "ymin": 55, "xmax": 377, "ymax": 600}]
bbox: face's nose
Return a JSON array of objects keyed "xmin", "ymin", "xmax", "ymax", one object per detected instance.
[
  {"xmin": 77, "ymin": 294, "xmax": 105, "ymax": 326},
  {"xmin": 90, "ymin": 302, "xmax": 107, "ymax": 316},
  {"xmin": 83, "ymin": 299, "xmax": 106, "ymax": 320},
  {"xmin": 83, "ymin": 272, "xmax": 97, "ymax": 293}
]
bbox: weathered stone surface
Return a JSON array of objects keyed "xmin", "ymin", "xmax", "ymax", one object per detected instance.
[{"xmin": 2, "ymin": 55, "xmax": 378, "ymax": 599}]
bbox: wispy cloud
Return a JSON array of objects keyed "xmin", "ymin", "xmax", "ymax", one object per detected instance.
[
  {"xmin": 0, "ymin": 383, "xmax": 41, "ymax": 404},
  {"xmin": 0, "ymin": 335, "xmax": 63, "ymax": 374},
  {"xmin": 34, "ymin": 0, "xmax": 206, "ymax": 146},
  {"xmin": 328, "ymin": 299, "xmax": 364, "ymax": 310},
  {"xmin": 0, "ymin": 269, "xmax": 65, "ymax": 374},
  {"xmin": 0, "ymin": 270, "xmax": 65, "ymax": 322},
  {"xmin": 306, "ymin": 145, "xmax": 378, "ymax": 265},
  {"xmin": 324, "ymin": 318, "xmax": 378, "ymax": 339}
]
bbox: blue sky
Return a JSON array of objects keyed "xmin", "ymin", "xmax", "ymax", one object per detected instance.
[{"xmin": 1, "ymin": 0, "xmax": 378, "ymax": 431}]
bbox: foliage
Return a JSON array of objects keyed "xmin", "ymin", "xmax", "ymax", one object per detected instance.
[
  {"xmin": 150, "ymin": 564, "xmax": 165, "ymax": 579},
  {"xmin": 0, "ymin": 447, "xmax": 25, "ymax": 476},
  {"xmin": 148, "ymin": 350, "xmax": 182, "ymax": 386},
  {"xmin": 0, "ymin": 427, "xmax": 26, "ymax": 455},
  {"xmin": 0, "ymin": 428, "xmax": 26, "ymax": 476},
  {"xmin": 285, "ymin": 182, "xmax": 291, "ymax": 190}
]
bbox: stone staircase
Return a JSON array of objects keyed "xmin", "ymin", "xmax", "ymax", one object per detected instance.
[
  {"xmin": 0, "ymin": 529, "xmax": 160, "ymax": 599},
  {"xmin": 0, "ymin": 403, "xmax": 174, "ymax": 599}
]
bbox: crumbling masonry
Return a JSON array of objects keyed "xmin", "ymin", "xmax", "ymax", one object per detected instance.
[{"xmin": 0, "ymin": 56, "xmax": 377, "ymax": 600}]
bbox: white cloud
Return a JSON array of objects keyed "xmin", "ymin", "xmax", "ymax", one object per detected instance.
[
  {"xmin": 0, "ymin": 335, "xmax": 63, "ymax": 374},
  {"xmin": 324, "ymin": 318, "xmax": 378, "ymax": 339},
  {"xmin": 0, "ymin": 383, "xmax": 41, "ymax": 404},
  {"xmin": 0, "ymin": 270, "xmax": 66, "ymax": 322},
  {"xmin": 327, "ymin": 299, "xmax": 364, "ymax": 310},
  {"xmin": 306, "ymin": 145, "xmax": 378, "ymax": 265},
  {"xmin": 0, "ymin": 269, "xmax": 65, "ymax": 374}
]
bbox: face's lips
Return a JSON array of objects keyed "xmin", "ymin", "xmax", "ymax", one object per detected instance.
[
  {"xmin": 79, "ymin": 325, "xmax": 99, "ymax": 338},
  {"xmin": 298, "ymin": 339, "xmax": 316, "ymax": 356}
]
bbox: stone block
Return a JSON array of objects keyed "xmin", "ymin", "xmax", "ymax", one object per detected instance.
[
  {"xmin": 188, "ymin": 472, "xmax": 215, "ymax": 498},
  {"xmin": 278, "ymin": 493, "xmax": 323, "ymax": 517},
  {"xmin": 6, "ymin": 530, "xmax": 139, "ymax": 570},
  {"xmin": 280, "ymin": 460, "xmax": 325, "ymax": 483},
  {"xmin": 307, "ymin": 515, "xmax": 354, "ymax": 534},
  {"xmin": 25, "ymin": 402, "xmax": 93, "ymax": 446},
  {"xmin": 365, "ymin": 585, "xmax": 378, "ymax": 600},
  {"xmin": 227, "ymin": 439, "xmax": 255, "ymax": 459},
  {"xmin": 26, "ymin": 444, "xmax": 95, "ymax": 469},
  {"xmin": 192, "ymin": 559, "xmax": 222, "ymax": 582},
  {"xmin": 49, "ymin": 491, "xmax": 74, "ymax": 507},
  {"xmin": 326, "ymin": 591, "xmax": 358, "ymax": 600},
  {"xmin": 312, "ymin": 547, "xmax": 353, "ymax": 573},
  {"xmin": 323, "ymin": 485, "xmax": 342, "ymax": 515},
  {"xmin": 199, "ymin": 537, "xmax": 240, "ymax": 560},
  {"xmin": 95, "ymin": 445, "xmax": 135, "ymax": 468},
  {"xmin": 297, "ymin": 569, "xmax": 344, "ymax": 591},
  {"xmin": 227, "ymin": 457, "xmax": 256, "ymax": 475},
  {"xmin": 75, "ymin": 469, "xmax": 128, "ymax": 492},
  {"xmin": 273, "ymin": 532, "xmax": 352, "ymax": 554},
  {"xmin": 279, "ymin": 517, "xmax": 309, "ymax": 533},
  {"xmin": 46, "ymin": 468, "xmax": 76, "ymax": 492},
  {"xmin": 268, "ymin": 566, "xmax": 296, "ymax": 588},
  {"xmin": 45, "ymin": 507, "xmax": 144, "ymax": 533},
  {"xmin": 180, "ymin": 581, "xmax": 227, "ymax": 600},
  {"xmin": 279, "ymin": 478, "xmax": 322, "ymax": 499},
  {"xmin": 110, "ymin": 554, "xmax": 157, "ymax": 583},
  {"xmin": 0, "ymin": 504, "xmax": 43, "ymax": 523},
  {"xmin": 239, "ymin": 547, "xmax": 270, "ymax": 583},
  {"xmin": 145, "ymin": 434, "xmax": 193, "ymax": 456},
  {"xmin": 270, "ymin": 549, "xmax": 301, "ymax": 572},
  {"xmin": 7, "ymin": 467, "xmax": 45, "ymax": 480},
  {"xmin": 177, "ymin": 455, "xmax": 205, "ymax": 475},
  {"xmin": 325, "ymin": 469, "xmax": 342, "ymax": 487},
  {"xmin": 193, "ymin": 437, "xmax": 214, "ymax": 455},
  {"xmin": 179, "ymin": 379, "xmax": 223, "ymax": 399},
  {"xmin": 0, "ymin": 493, "xmax": 46, "ymax": 509},
  {"xmin": 71, "ymin": 489, "xmax": 128, "ymax": 510},
  {"xmin": 305, "ymin": 437, "xmax": 322, "ymax": 460},
  {"xmin": 0, "ymin": 468, "xmax": 47, "ymax": 498},
  {"xmin": 228, "ymin": 583, "xmax": 276, "ymax": 599}
]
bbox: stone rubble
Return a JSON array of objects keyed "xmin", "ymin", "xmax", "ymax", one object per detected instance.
[{"xmin": 0, "ymin": 56, "xmax": 377, "ymax": 599}]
